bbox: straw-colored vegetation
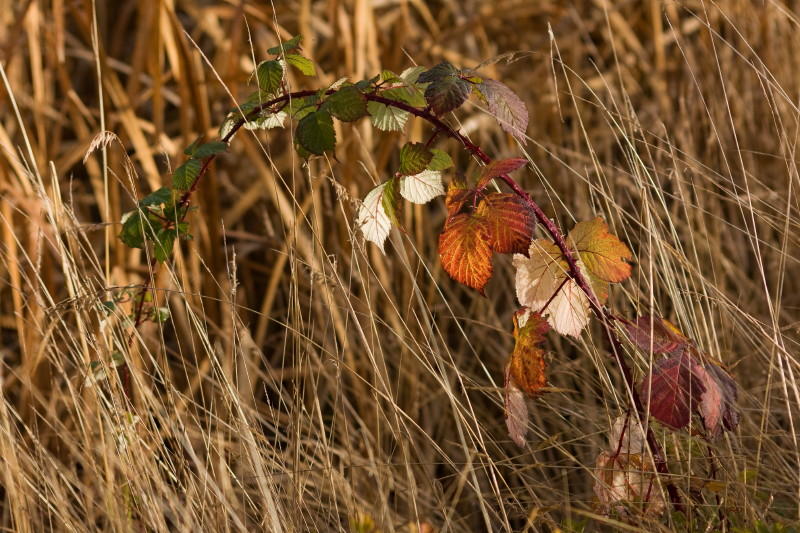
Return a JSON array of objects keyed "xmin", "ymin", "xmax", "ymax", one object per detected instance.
[{"xmin": 1, "ymin": 1, "xmax": 799, "ymax": 531}]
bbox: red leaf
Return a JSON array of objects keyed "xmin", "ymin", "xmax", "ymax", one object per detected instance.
[
  {"xmin": 625, "ymin": 316, "xmax": 688, "ymax": 354},
  {"xmin": 476, "ymin": 157, "xmax": 527, "ymax": 189},
  {"xmin": 692, "ymin": 361, "xmax": 739, "ymax": 437},
  {"xmin": 477, "ymin": 193, "xmax": 535, "ymax": 254},
  {"xmin": 438, "ymin": 213, "xmax": 493, "ymax": 293},
  {"xmin": 639, "ymin": 351, "xmax": 706, "ymax": 430}
]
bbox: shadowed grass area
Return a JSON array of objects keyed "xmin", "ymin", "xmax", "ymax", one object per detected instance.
[{"xmin": 1, "ymin": 1, "xmax": 799, "ymax": 531}]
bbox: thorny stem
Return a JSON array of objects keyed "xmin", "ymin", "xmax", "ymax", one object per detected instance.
[{"xmin": 129, "ymin": 84, "xmax": 682, "ymax": 510}]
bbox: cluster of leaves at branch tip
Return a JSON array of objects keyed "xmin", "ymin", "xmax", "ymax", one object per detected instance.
[{"xmin": 119, "ymin": 140, "xmax": 227, "ymax": 262}]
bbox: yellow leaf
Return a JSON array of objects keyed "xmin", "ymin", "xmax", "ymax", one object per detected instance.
[{"xmin": 568, "ymin": 218, "xmax": 632, "ymax": 284}]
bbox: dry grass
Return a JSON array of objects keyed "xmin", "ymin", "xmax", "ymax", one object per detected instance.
[{"xmin": 1, "ymin": 0, "xmax": 799, "ymax": 531}]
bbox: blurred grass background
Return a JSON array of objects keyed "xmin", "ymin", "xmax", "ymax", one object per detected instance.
[{"xmin": 1, "ymin": 0, "xmax": 800, "ymax": 531}]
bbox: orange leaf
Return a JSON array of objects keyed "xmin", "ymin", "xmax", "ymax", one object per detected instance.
[
  {"xmin": 444, "ymin": 181, "xmax": 472, "ymax": 217},
  {"xmin": 438, "ymin": 212, "xmax": 492, "ymax": 293},
  {"xmin": 507, "ymin": 309, "xmax": 550, "ymax": 396},
  {"xmin": 567, "ymin": 218, "xmax": 632, "ymax": 283},
  {"xmin": 477, "ymin": 193, "xmax": 535, "ymax": 254}
]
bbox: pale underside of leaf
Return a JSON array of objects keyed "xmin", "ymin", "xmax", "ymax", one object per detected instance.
[
  {"xmin": 504, "ymin": 368, "xmax": 528, "ymax": 448},
  {"xmin": 513, "ymin": 240, "xmax": 590, "ymax": 336},
  {"xmin": 480, "ymin": 78, "xmax": 529, "ymax": 143},
  {"xmin": 356, "ymin": 183, "xmax": 392, "ymax": 253},
  {"xmin": 399, "ymin": 170, "xmax": 444, "ymax": 204},
  {"xmin": 244, "ymin": 111, "xmax": 287, "ymax": 130},
  {"xmin": 367, "ymin": 100, "xmax": 409, "ymax": 131}
]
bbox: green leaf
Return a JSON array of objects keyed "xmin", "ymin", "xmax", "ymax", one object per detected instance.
[
  {"xmin": 354, "ymin": 75, "xmax": 380, "ymax": 92},
  {"xmin": 286, "ymin": 95, "xmax": 318, "ymax": 120},
  {"xmin": 324, "ymin": 86, "xmax": 368, "ymax": 122},
  {"xmin": 268, "ymin": 35, "xmax": 302, "ymax": 56},
  {"xmin": 119, "ymin": 211, "xmax": 146, "ymax": 249},
  {"xmin": 152, "ymin": 307, "xmax": 170, "ymax": 323},
  {"xmin": 139, "ymin": 187, "xmax": 173, "ymax": 206},
  {"xmin": 176, "ymin": 221, "xmax": 192, "ymax": 240},
  {"xmin": 256, "ymin": 60, "xmax": 283, "ymax": 94},
  {"xmin": 427, "ymin": 148, "xmax": 453, "ymax": 171},
  {"xmin": 382, "ymin": 85, "xmax": 426, "ymax": 108},
  {"xmin": 172, "ymin": 158, "xmax": 202, "ymax": 190},
  {"xmin": 185, "ymin": 141, "xmax": 227, "ymax": 159},
  {"xmin": 424, "ymin": 75, "xmax": 471, "ymax": 115},
  {"xmin": 285, "ymin": 54, "xmax": 316, "ymax": 76},
  {"xmin": 153, "ymin": 228, "xmax": 177, "ymax": 262},
  {"xmin": 296, "ymin": 110, "xmax": 336, "ymax": 155},
  {"xmin": 400, "ymin": 66, "xmax": 427, "ymax": 85},
  {"xmin": 367, "ymin": 99, "xmax": 409, "ymax": 131},
  {"xmin": 294, "ymin": 142, "xmax": 313, "ymax": 159},
  {"xmin": 398, "ymin": 142, "xmax": 432, "ymax": 175},
  {"xmin": 381, "ymin": 176, "xmax": 401, "ymax": 226},
  {"xmin": 379, "ymin": 70, "xmax": 402, "ymax": 83}
]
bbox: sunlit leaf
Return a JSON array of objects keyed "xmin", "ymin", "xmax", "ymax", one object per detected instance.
[
  {"xmin": 567, "ymin": 218, "xmax": 632, "ymax": 283},
  {"xmin": 356, "ymin": 183, "xmax": 392, "ymax": 253},
  {"xmin": 438, "ymin": 212, "xmax": 492, "ymax": 293},
  {"xmin": 444, "ymin": 180, "xmax": 472, "ymax": 217},
  {"xmin": 476, "ymin": 193, "xmax": 535, "ymax": 254},
  {"xmin": 285, "ymin": 54, "xmax": 316, "ymax": 76},
  {"xmin": 367, "ymin": 98, "xmax": 410, "ymax": 131},
  {"xmin": 513, "ymin": 240, "xmax": 590, "ymax": 336},
  {"xmin": 399, "ymin": 170, "xmax": 444, "ymax": 204},
  {"xmin": 244, "ymin": 111, "xmax": 288, "ymax": 130}
]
